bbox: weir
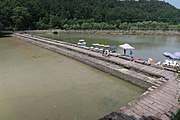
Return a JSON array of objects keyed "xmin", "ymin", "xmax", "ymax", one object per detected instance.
[{"xmin": 14, "ymin": 33, "xmax": 180, "ymax": 120}]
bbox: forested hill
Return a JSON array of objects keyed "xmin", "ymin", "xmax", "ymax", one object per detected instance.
[{"xmin": 0, "ymin": 0, "xmax": 180, "ymax": 30}]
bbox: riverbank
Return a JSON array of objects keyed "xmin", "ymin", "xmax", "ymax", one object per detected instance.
[{"xmin": 26, "ymin": 29, "xmax": 180, "ymax": 36}]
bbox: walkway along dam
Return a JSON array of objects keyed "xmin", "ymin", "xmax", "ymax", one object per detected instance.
[{"xmin": 14, "ymin": 33, "xmax": 180, "ymax": 120}]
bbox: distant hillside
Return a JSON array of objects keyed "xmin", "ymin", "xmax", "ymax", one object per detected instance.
[{"xmin": 0, "ymin": 0, "xmax": 179, "ymax": 30}]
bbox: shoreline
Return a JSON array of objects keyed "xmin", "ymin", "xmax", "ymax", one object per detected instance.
[{"xmin": 25, "ymin": 29, "xmax": 180, "ymax": 36}]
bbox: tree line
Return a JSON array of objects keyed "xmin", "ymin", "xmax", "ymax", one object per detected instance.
[
  {"xmin": 55, "ymin": 21, "xmax": 170, "ymax": 30},
  {"xmin": 0, "ymin": 0, "xmax": 180, "ymax": 31}
]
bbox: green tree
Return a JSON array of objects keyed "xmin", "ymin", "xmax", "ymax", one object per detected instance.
[
  {"xmin": 0, "ymin": 0, "xmax": 179, "ymax": 30},
  {"xmin": 50, "ymin": 15, "xmax": 62, "ymax": 29},
  {"xmin": 0, "ymin": 23, "xmax": 4, "ymax": 30},
  {"xmin": 60, "ymin": 7, "xmax": 70, "ymax": 20},
  {"xmin": 36, "ymin": 19, "xmax": 49, "ymax": 30},
  {"xmin": 71, "ymin": 24, "xmax": 81, "ymax": 30},
  {"xmin": 81, "ymin": 23, "xmax": 90, "ymax": 30},
  {"xmin": 11, "ymin": 6, "xmax": 30, "ymax": 30},
  {"xmin": 119, "ymin": 22, "xmax": 131, "ymax": 30}
]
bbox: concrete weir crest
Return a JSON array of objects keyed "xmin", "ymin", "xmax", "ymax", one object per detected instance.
[{"xmin": 14, "ymin": 33, "xmax": 180, "ymax": 120}]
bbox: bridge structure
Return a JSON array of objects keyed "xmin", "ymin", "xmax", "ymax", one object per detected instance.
[{"xmin": 14, "ymin": 33, "xmax": 180, "ymax": 120}]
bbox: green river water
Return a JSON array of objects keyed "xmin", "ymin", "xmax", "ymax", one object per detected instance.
[
  {"xmin": 0, "ymin": 37, "xmax": 144, "ymax": 120},
  {"xmin": 34, "ymin": 32, "xmax": 180, "ymax": 61}
]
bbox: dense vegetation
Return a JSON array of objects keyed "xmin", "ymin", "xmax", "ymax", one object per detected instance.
[
  {"xmin": 0, "ymin": 0, "xmax": 180, "ymax": 30},
  {"xmin": 174, "ymin": 110, "xmax": 180, "ymax": 120}
]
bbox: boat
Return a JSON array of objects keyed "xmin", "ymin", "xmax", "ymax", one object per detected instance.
[
  {"xmin": 109, "ymin": 46, "xmax": 117, "ymax": 53},
  {"xmin": 77, "ymin": 39, "xmax": 87, "ymax": 47},
  {"xmin": 104, "ymin": 45, "xmax": 110, "ymax": 48},
  {"xmin": 92, "ymin": 43, "xmax": 99, "ymax": 47},
  {"xmin": 162, "ymin": 60, "xmax": 179, "ymax": 67},
  {"xmin": 163, "ymin": 52, "xmax": 180, "ymax": 60}
]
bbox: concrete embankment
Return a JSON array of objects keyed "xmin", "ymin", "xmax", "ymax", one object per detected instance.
[{"xmin": 14, "ymin": 33, "xmax": 180, "ymax": 120}]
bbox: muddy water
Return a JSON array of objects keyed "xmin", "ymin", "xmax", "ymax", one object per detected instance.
[{"xmin": 0, "ymin": 37, "xmax": 144, "ymax": 120}]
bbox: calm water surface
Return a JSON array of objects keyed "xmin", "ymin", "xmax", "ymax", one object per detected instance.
[
  {"xmin": 0, "ymin": 37, "xmax": 144, "ymax": 120},
  {"xmin": 37, "ymin": 33, "xmax": 180, "ymax": 61}
]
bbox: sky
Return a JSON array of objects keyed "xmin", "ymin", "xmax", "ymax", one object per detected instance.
[{"xmin": 165, "ymin": 0, "xmax": 180, "ymax": 8}]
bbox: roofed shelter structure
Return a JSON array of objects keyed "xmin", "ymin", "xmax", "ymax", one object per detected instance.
[{"xmin": 119, "ymin": 43, "xmax": 135, "ymax": 55}]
